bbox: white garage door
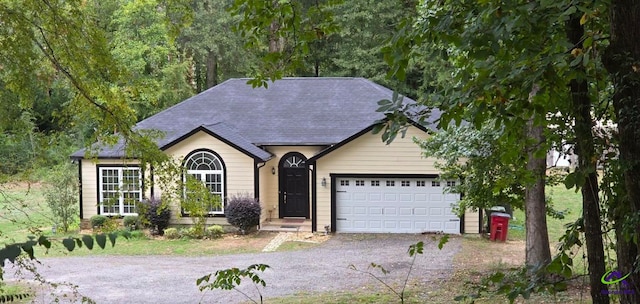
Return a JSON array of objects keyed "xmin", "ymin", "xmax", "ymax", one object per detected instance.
[{"xmin": 335, "ymin": 177, "xmax": 461, "ymax": 234}]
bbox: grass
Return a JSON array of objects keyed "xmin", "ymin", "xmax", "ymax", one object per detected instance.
[
  {"xmin": 508, "ymin": 185, "xmax": 583, "ymax": 243},
  {"xmin": 275, "ymin": 241, "xmax": 320, "ymax": 252},
  {"xmin": 0, "ymin": 183, "xmax": 54, "ymax": 245}
]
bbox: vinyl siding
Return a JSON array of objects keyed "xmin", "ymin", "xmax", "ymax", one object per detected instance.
[
  {"xmin": 315, "ymin": 126, "xmax": 479, "ymax": 233},
  {"xmin": 161, "ymin": 131, "xmax": 255, "ymax": 225}
]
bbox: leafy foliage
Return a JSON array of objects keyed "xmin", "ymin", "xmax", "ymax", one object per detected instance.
[
  {"xmin": 43, "ymin": 163, "xmax": 79, "ymax": 233},
  {"xmin": 0, "ymin": 233, "xmax": 127, "ymax": 280},
  {"xmin": 197, "ymin": 264, "xmax": 270, "ymax": 304},
  {"xmin": 122, "ymin": 215, "xmax": 140, "ymax": 230},
  {"xmin": 89, "ymin": 215, "xmax": 108, "ymax": 228},
  {"xmin": 181, "ymin": 175, "xmax": 221, "ymax": 237},
  {"xmin": 225, "ymin": 194, "xmax": 261, "ymax": 233},
  {"xmin": 138, "ymin": 197, "xmax": 171, "ymax": 235},
  {"xmin": 205, "ymin": 225, "xmax": 225, "ymax": 239}
]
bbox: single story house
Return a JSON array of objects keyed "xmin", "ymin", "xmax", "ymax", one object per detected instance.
[{"xmin": 71, "ymin": 77, "xmax": 480, "ymax": 234}]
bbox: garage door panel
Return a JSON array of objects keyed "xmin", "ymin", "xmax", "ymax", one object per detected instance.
[
  {"xmin": 414, "ymin": 194, "xmax": 427, "ymax": 201},
  {"xmin": 429, "ymin": 193, "xmax": 443, "ymax": 201},
  {"xmin": 384, "ymin": 193, "xmax": 397, "ymax": 201},
  {"xmin": 353, "ymin": 193, "xmax": 367, "ymax": 201},
  {"xmin": 383, "ymin": 207, "xmax": 397, "ymax": 215},
  {"xmin": 336, "ymin": 177, "xmax": 461, "ymax": 234},
  {"xmin": 369, "ymin": 193, "xmax": 382, "ymax": 201},
  {"xmin": 399, "ymin": 208, "xmax": 412, "ymax": 215},
  {"xmin": 353, "ymin": 207, "xmax": 367, "ymax": 215},
  {"xmin": 430, "ymin": 207, "xmax": 444, "ymax": 216},
  {"xmin": 399, "ymin": 194, "xmax": 412, "ymax": 201},
  {"xmin": 414, "ymin": 208, "xmax": 427, "ymax": 216}
]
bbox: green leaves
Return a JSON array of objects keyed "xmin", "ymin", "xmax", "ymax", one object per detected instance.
[{"xmin": 198, "ymin": 264, "xmax": 270, "ymax": 303}]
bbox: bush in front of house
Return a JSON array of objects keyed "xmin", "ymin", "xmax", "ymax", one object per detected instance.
[
  {"xmin": 163, "ymin": 227, "xmax": 180, "ymax": 239},
  {"xmin": 225, "ymin": 194, "xmax": 261, "ymax": 234},
  {"xmin": 123, "ymin": 215, "xmax": 140, "ymax": 230},
  {"xmin": 206, "ymin": 225, "xmax": 225, "ymax": 239},
  {"xmin": 138, "ymin": 197, "xmax": 171, "ymax": 235},
  {"xmin": 90, "ymin": 215, "xmax": 108, "ymax": 229}
]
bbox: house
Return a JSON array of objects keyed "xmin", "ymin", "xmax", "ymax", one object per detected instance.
[{"xmin": 71, "ymin": 77, "xmax": 480, "ymax": 234}]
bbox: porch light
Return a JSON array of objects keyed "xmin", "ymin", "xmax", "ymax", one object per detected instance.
[
  {"xmin": 271, "ymin": 166, "xmax": 276, "ymax": 175},
  {"xmin": 321, "ymin": 177, "xmax": 327, "ymax": 187}
]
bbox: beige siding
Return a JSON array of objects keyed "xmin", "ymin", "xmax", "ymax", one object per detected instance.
[
  {"xmin": 314, "ymin": 126, "xmax": 478, "ymax": 234},
  {"xmin": 80, "ymin": 158, "xmax": 141, "ymax": 219},
  {"xmin": 259, "ymin": 146, "xmax": 324, "ymax": 222},
  {"xmin": 464, "ymin": 210, "xmax": 481, "ymax": 234},
  {"xmin": 315, "ymin": 126, "xmax": 435, "ymax": 231},
  {"xmin": 161, "ymin": 131, "xmax": 255, "ymax": 225}
]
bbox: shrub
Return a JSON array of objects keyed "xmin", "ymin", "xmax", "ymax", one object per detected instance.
[
  {"xmin": 163, "ymin": 228, "xmax": 180, "ymax": 239},
  {"xmin": 123, "ymin": 216, "xmax": 140, "ymax": 230},
  {"xmin": 225, "ymin": 194, "xmax": 261, "ymax": 233},
  {"xmin": 90, "ymin": 215, "xmax": 108, "ymax": 229},
  {"xmin": 206, "ymin": 225, "xmax": 225, "ymax": 239},
  {"xmin": 138, "ymin": 197, "xmax": 171, "ymax": 235},
  {"xmin": 101, "ymin": 218, "xmax": 120, "ymax": 233},
  {"xmin": 44, "ymin": 163, "xmax": 79, "ymax": 233},
  {"xmin": 183, "ymin": 227, "xmax": 204, "ymax": 239}
]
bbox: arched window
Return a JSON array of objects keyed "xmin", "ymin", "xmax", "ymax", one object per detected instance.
[{"xmin": 184, "ymin": 150, "xmax": 225, "ymax": 214}]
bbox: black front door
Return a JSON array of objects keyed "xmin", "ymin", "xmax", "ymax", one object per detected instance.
[{"xmin": 279, "ymin": 153, "xmax": 308, "ymax": 218}]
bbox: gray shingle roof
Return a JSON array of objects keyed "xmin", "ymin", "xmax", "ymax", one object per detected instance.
[{"xmin": 72, "ymin": 77, "xmax": 438, "ymax": 160}]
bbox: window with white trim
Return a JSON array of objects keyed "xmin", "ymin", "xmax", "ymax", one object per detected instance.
[
  {"xmin": 184, "ymin": 151, "xmax": 225, "ymax": 214},
  {"xmin": 447, "ymin": 181, "xmax": 457, "ymax": 187},
  {"xmin": 416, "ymin": 181, "xmax": 426, "ymax": 187},
  {"xmin": 431, "ymin": 181, "xmax": 441, "ymax": 187},
  {"xmin": 99, "ymin": 167, "xmax": 141, "ymax": 216}
]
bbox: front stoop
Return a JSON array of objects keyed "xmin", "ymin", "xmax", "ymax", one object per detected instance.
[{"xmin": 260, "ymin": 219, "xmax": 312, "ymax": 233}]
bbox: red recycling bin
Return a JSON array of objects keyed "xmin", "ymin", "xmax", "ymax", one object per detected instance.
[{"xmin": 490, "ymin": 212, "xmax": 511, "ymax": 241}]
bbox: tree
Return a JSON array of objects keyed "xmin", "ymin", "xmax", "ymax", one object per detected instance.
[
  {"xmin": 602, "ymin": 1, "xmax": 640, "ymax": 302},
  {"xmin": 44, "ymin": 163, "xmax": 79, "ymax": 233}
]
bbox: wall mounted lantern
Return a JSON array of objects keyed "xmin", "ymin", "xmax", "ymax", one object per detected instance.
[
  {"xmin": 271, "ymin": 167, "xmax": 276, "ymax": 175},
  {"xmin": 321, "ymin": 177, "xmax": 327, "ymax": 187}
]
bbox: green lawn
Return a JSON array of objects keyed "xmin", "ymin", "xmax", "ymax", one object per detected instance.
[
  {"xmin": 508, "ymin": 185, "xmax": 583, "ymax": 243},
  {"xmin": 0, "ymin": 183, "xmax": 54, "ymax": 245}
]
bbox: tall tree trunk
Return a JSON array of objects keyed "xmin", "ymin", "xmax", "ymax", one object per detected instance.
[
  {"xmin": 602, "ymin": 1, "xmax": 640, "ymax": 302},
  {"xmin": 567, "ymin": 13, "xmax": 609, "ymax": 303},
  {"xmin": 525, "ymin": 86, "xmax": 551, "ymax": 269},
  {"xmin": 195, "ymin": 53, "xmax": 203, "ymax": 93},
  {"xmin": 206, "ymin": 50, "xmax": 218, "ymax": 89}
]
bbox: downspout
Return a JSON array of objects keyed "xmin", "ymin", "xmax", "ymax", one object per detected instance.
[
  {"xmin": 309, "ymin": 163, "xmax": 317, "ymax": 232},
  {"xmin": 255, "ymin": 160, "xmax": 266, "ymax": 229},
  {"xmin": 77, "ymin": 158, "xmax": 83, "ymax": 220}
]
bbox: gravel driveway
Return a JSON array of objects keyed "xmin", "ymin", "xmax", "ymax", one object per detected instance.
[{"xmin": 5, "ymin": 234, "xmax": 460, "ymax": 303}]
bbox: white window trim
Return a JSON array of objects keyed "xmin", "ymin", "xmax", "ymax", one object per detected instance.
[
  {"xmin": 98, "ymin": 167, "xmax": 141, "ymax": 216},
  {"xmin": 184, "ymin": 170, "xmax": 225, "ymax": 215}
]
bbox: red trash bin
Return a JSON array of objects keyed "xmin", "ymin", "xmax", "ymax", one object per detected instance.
[{"xmin": 490, "ymin": 212, "xmax": 511, "ymax": 241}]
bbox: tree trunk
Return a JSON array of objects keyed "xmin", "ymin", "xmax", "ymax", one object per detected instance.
[
  {"xmin": 602, "ymin": 1, "xmax": 640, "ymax": 302},
  {"xmin": 566, "ymin": 13, "xmax": 609, "ymax": 303},
  {"xmin": 206, "ymin": 50, "xmax": 218, "ymax": 89},
  {"xmin": 195, "ymin": 53, "xmax": 203, "ymax": 93},
  {"xmin": 525, "ymin": 114, "xmax": 552, "ymax": 269}
]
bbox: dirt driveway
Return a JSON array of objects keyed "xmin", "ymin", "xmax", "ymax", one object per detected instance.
[{"xmin": 5, "ymin": 234, "xmax": 460, "ymax": 303}]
